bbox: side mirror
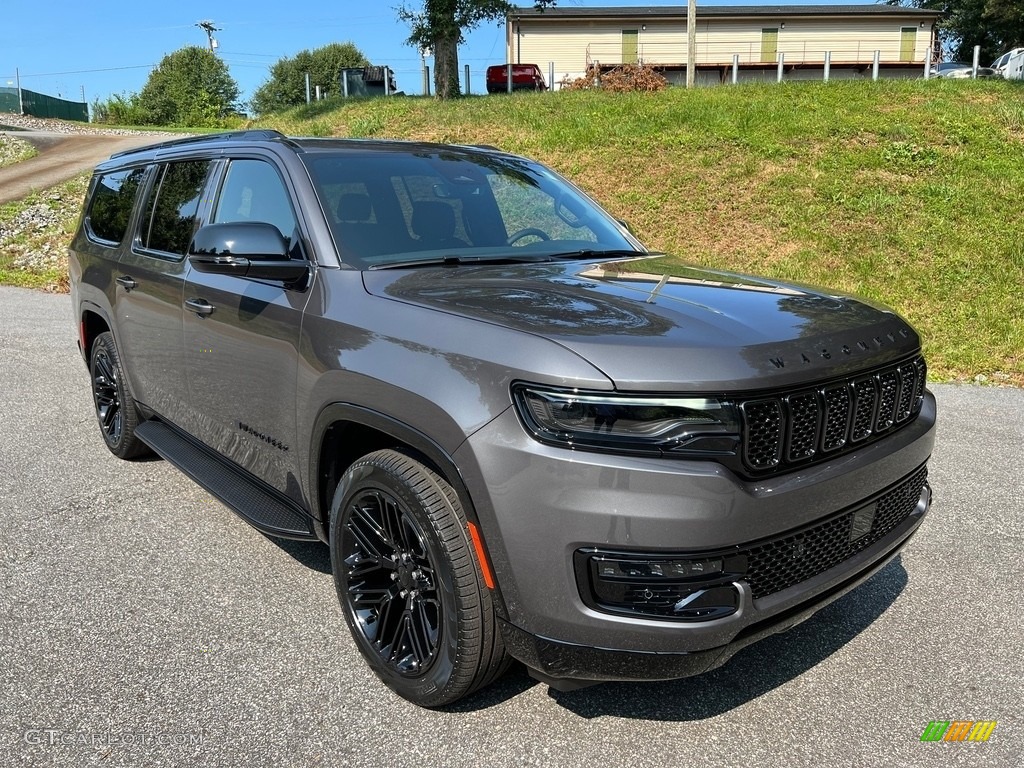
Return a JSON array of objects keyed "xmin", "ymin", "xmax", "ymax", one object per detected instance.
[{"xmin": 189, "ymin": 222, "xmax": 309, "ymax": 282}]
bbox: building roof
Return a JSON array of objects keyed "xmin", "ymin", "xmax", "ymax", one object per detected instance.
[{"xmin": 511, "ymin": 4, "xmax": 941, "ymax": 20}]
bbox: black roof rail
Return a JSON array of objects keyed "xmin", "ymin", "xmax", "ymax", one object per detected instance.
[{"xmin": 109, "ymin": 129, "xmax": 289, "ymax": 159}]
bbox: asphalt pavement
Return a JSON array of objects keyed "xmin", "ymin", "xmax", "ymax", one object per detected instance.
[{"xmin": 1, "ymin": 285, "xmax": 1021, "ymax": 767}]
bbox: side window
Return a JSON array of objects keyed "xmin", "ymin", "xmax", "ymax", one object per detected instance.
[
  {"xmin": 213, "ymin": 159, "xmax": 297, "ymax": 240},
  {"xmin": 140, "ymin": 160, "xmax": 212, "ymax": 257},
  {"xmin": 86, "ymin": 168, "xmax": 147, "ymax": 244}
]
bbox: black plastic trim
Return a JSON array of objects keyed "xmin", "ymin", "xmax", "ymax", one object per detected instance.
[{"xmin": 136, "ymin": 419, "xmax": 317, "ymax": 540}]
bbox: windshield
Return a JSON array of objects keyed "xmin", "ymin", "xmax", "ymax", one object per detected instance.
[{"xmin": 301, "ymin": 147, "xmax": 640, "ymax": 269}]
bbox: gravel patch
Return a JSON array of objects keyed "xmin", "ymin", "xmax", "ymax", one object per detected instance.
[
  {"xmin": 0, "ymin": 133, "xmax": 36, "ymax": 167},
  {"xmin": 0, "ymin": 113, "xmax": 186, "ymax": 137},
  {"xmin": 0, "ymin": 176, "xmax": 87, "ymax": 287}
]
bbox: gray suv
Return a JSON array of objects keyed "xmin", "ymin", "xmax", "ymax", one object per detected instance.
[{"xmin": 69, "ymin": 130, "xmax": 935, "ymax": 707}]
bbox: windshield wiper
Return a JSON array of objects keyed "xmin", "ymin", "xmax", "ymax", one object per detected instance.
[
  {"xmin": 370, "ymin": 249, "xmax": 653, "ymax": 270},
  {"xmin": 543, "ymin": 248, "xmax": 650, "ymax": 261},
  {"xmin": 370, "ymin": 253, "xmax": 555, "ymax": 270}
]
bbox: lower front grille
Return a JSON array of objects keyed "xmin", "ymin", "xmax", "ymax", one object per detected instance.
[
  {"xmin": 575, "ymin": 465, "xmax": 929, "ymax": 621},
  {"xmin": 743, "ymin": 465, "xmax": 928, "ymax": 600}
]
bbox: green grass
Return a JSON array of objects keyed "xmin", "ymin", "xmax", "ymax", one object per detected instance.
[{"xmin": 2, "ymin": 79, "xmax": 1021, "ymax": 384}]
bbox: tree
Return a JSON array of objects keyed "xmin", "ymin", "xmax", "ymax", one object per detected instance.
[
  {"xmin": 887, "ymin": 0, "xmax": 1024, "ymax": 61},
  {"xmin": 399, "ymin": 1, "xmax": 556, "ymax": 100},
  {"xmin": 251, "ymin": 42, "xmax": 370, "ymax": 115},
  {"xmin": 137, "ymin": 46, "xmax": 240, "ymax": 126}
]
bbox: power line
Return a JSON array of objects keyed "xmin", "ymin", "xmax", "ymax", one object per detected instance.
[{"xmin": 3, "ymin": 64, "xmax": 157, "ymax": 79}]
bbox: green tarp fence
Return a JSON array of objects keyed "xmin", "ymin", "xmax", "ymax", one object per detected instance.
[{"xmin": 0, "ymin": 87, "xmax": 89, "ymax": 122}]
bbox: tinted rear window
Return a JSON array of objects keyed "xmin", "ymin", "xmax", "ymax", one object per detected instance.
[
  {"xmin": 86, "ymin": 168, "xmax": 146, "ymax": 244},
  {"xmin": 140, "ymin": 160, "xmax": 212, "ymax": 256}
]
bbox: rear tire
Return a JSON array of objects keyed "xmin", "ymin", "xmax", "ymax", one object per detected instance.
[
  {"xmin": 329, "ymin": 449, "xmax": 509, "ymax": 707},
  {"xmin": 89, "ymin": 331, "xmax": 149, "ymax": 459}
]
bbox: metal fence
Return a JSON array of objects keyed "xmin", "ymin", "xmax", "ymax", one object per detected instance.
[{"xmin": 0, "ymin": 87, "xmax": 88, "ymax": 122}]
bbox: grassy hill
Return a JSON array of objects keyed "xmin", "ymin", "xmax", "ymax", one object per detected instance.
[
  {"xmin": 256, "ymin": 79, "xmax": 1023, "ymax": 385},
  {"xmin": 3, "ymin": 79, "xmax": 1021, "ymax": 384}
]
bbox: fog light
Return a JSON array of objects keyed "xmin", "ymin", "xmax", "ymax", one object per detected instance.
[
  {"xmin": 578, "ymin": 550, "xmax": 747, "ymax": 621},
  {"xmin": 595, "ymin": 556, "xmax": 725, "ymax": 580}
]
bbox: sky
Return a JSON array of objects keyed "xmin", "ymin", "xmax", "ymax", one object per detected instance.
[{"xmin": 1, "ymin": 0, "xmax": 868, "ymax": 109}]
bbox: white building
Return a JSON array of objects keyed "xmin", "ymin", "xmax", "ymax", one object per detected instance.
[{"xmin": 506, "ymin": 5, "xmax": 942, "ymax": 86}]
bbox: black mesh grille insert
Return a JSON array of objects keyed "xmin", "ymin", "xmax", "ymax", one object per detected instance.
[
  {"xmin": 851, "ymin": 377, "xmax": 878, "ymax": 442},
  {"xmin": 822, "ymin": 384, "xmax": 852, "ymax": 451},
  {"xmin": 876, "ymin": 370, "xmax": 899, "ymax": 430},
  {"xmin": 739, "ymin": 356, "xmax": 926, "ymax": 474},
  {"xmin": 896, "ymin": 362, "xmax": 918, "ymax": 421},
  {"xmin": 742, "ymin": 400, "xmax": 783, "ymax": 469},
  {"xmin": 785, "ymin": 392, "xmax": 819, "ymax": 461},
  {"xmin": 743, "ymin": 465, "xmax": 927, "ymax": 599}
]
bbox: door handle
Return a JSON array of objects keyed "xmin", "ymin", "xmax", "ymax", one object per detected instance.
[
  {"xmin": 184, "ymin": 298, "xmax": 215, "ymax": 316},
  {"xmin": 115, "ymin": 275, "xmax": 137, "ymax": 291}
]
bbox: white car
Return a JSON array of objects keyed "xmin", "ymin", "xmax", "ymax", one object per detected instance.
[
  {"xmin": 930, "ymin": 61, "xmax": 998, "ymax": 79},
  {"xmin": 991, "ymin": 48, "xmax": 1024, "ymax": 79}
]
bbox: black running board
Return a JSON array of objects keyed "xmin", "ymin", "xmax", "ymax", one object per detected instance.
[{"xmin": 135, "ymin": 420, "xmax": 317, "ymax": 540}]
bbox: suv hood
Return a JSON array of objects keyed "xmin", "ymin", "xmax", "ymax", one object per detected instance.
[{"xmin": 362, "ymin": 259, "xmax": 921, "ymax": 391}]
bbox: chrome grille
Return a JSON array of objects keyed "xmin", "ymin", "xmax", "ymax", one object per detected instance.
[{"xmin": 740, "ymin": 356, "xmax": 926, "ymax": 473}]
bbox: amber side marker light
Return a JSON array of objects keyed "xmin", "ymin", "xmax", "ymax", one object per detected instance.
[{"xmin": 467, "ymin": 521, "xmax": 496, "ymax": 589}]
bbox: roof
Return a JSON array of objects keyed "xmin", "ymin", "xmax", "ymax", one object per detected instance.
[{"xmin": 510, "ymin": 4, "xmax": 941, "ymax": 20}]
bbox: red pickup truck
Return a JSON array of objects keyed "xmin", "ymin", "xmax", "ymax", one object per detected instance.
[{"xmin": 486, "ymin": 63, "xmax": 547, "ymax": 93}]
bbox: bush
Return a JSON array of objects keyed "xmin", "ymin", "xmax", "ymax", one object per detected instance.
[{"xmin": 91, "ymin": 93, "xmax": 149, "ymax": 125}]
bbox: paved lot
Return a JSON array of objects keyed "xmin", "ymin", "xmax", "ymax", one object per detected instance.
[{"xmin": 1, "ymin": 285, "xmax": 1021, "ymax": 767}]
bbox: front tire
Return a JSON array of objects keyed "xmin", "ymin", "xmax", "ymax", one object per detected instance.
[
  {"xmin": 329, "ymin": 449, "xmax": 508, "ymax": 707},
  {"xmin": 89, "ymin": 331, "xmax": 149, "ymax": 459}
]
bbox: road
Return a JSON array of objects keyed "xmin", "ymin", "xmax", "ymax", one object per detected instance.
[
  {"xmin": 0, "ymin": 132, "xmax": 159, "ymax": 204},
  {"xmin": 0, "ymin": 285, "xmax": 1021, "ymax": 767}
]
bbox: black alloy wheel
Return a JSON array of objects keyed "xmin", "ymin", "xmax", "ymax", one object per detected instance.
[
  {"xmin": 342, "ymin": 487, "xmax": 441, "ymax": 675},
  {"xmin": 89, "ymin": 332, "xmax": 149, "ymax": 459},
  {"xmin": 330, "ymin": 449, "xmax": 509, "ymax": 707}
]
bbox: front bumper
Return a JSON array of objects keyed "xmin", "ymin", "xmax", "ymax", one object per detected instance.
[
  {"xmin": 501, "ymin": 481, "xmax": 928, "ymax": 686},
  {"xmin": 454, "ymin": 391, "xmax": 936, "ymax": 682}
]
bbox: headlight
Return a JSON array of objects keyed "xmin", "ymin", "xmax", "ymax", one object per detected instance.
[{"xmin": 511, "ymin": 384, "xmax": 740, "ymax": 456}]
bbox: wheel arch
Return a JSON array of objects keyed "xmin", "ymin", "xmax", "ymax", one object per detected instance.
[
  {"xmin": 310, "ymin": 403, "xmax": 480, "ymax": 533},
  {"xmin": 310, "ymin": 403, "xmax": 508, "ymax": 619},
  {"xmin": 79, "ymin": 304, "xmax": 113, "ymax": 362}
]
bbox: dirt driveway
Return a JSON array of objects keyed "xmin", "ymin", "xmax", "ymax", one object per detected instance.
[{"xmin": 0, "ymin": 132, "xmax": 160, "ymax": 204}]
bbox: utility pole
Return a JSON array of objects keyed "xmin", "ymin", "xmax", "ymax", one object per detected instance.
[
  {"xmin": 196, "ymin": 20, "xmax": 221, "ymax": 53},
  {"xmin": 686, "ymin": 0, "xmax": 697, "ymax": 88}
]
